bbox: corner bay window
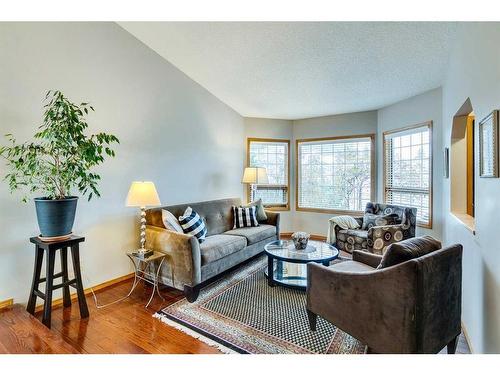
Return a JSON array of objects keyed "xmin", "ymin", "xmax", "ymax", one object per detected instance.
[
  {"xmin": 247, "ymin": 139, "xmax": 289, "ymax": 209},
  {"xmin": 297, "ymin": 135, "xmax": 375, "ymax": 213},
  {"xmin": 383, "ymin": 122, "xmax": 432, "ymax": 227}
]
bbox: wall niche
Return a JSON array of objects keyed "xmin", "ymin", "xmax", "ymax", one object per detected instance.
[{"xmin": 450, "ymin": 98, "xmax": 475, "ymax": 233}]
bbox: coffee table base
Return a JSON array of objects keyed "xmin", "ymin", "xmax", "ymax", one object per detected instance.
[{"xmin": 265, "ymin": 259, "xmax": 331, "ymax": 291}]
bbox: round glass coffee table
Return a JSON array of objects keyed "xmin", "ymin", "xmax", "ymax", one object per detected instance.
[{"xmin": 264, "ymin": 239, "xmax": 339, "ymax": 290}]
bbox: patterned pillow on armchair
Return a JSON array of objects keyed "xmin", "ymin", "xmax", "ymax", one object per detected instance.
[{"xmin": 365, "ymin": 202, "xmax": 417, "ymax": 239}]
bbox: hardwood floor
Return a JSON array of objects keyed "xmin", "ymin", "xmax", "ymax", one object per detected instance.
[
  {"xmin": 0, "ymin": 281, "xmax": 220, "ymax": 354},
  {"xmin": 0, "ymin": 274, "xmax": 471, "ymax": 354}
]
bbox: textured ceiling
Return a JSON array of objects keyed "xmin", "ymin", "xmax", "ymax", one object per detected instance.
[{"xmin": 119, "ymin": 22, "xmax": 457, "ymax": 119}]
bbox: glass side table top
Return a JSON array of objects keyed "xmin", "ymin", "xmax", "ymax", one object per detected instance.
[
  {"xmin": 264, "ymin": 240, "xmax": 339, "ymax": 263},
  {"xmin": 127, "ymin": 250, "xmax": 166, "ymax": 262}
]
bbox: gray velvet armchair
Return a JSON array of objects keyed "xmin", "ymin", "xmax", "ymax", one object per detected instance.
[{"xmin": 306, "ymin": 236, "xmax": 463, "ymax": 354}]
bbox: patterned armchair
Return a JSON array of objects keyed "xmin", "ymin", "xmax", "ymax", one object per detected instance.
[{"xmin": 335, "ymin": 202, "xmax": 417, "ymax": 255}]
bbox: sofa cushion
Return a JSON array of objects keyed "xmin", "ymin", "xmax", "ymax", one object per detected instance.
[
  {"xmin": 199, "ymin": 234, "xmax": 247, "ymax": 265},
  {"xmin": 329, "ymin": 260, "xmax": 374, "ymax": 273},
  {"xmin": 225, "ymin": 224, "xmax": 276, "ymax": 245},
  {"xmin": 377, "ymin": 235, "xmax": 441, "ymax": 269}
]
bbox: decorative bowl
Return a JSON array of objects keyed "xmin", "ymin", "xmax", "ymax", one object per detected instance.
[{"xmin": 291, "ymin": 231, "xmax": 310, "ymax": 250}]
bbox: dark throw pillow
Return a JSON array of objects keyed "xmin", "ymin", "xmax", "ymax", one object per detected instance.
[
  {"xmin": 377, "ymin": 235, "xmax": 442, "ymax": 269},
  {"xmin": 242, "ymin": 198, "xmax": 267, "ymax": 222},
  {"xmin": 362, "ymin": 213, "xmax": 400, "ymax": 230},
  {"xmin": 232, "ymin": 206, "xmax": 259, "ymax": 229},
  {"xmin": 178, "ymin": 206, "xmax": 207, "ymax": 243}
]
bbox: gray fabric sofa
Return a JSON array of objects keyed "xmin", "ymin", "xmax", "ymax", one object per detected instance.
[
  {"xmin": 145, "ymin": 198, "xmax": 280, "ymax": 302},
  {"xmin": 306, "ymin": 236, "xmax": 463, "ymax": 353}
]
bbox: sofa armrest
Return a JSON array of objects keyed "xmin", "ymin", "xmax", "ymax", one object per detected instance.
[
  {"xmin": 367, "ymin": 223, "xmax": 405, "ymax": 255},
  {"xmin": 352, "ymin": 250, "xmax": 382, "ymax": 268},
  {"xmin": 145, "ymin": 225, "xmax": 201, "ymax": 287},
  {"xmin": 307, "ymin": 261, "xmax": 418, "ymax": 353},
  {"xmin": 264, "ymin": 210, "xmax": 280, "ymax": 236}
]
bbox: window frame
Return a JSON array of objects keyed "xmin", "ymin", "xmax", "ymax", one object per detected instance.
[
  {"xmin": 295, "ymin": 134, "xmax": 376, "ymax": 215},
  {"xmin": 383, "ymin": 121, "xmax": 433, "ymax": 229},
  {"xmin": 246, "ymin": 137, "xmax": 291, "ymax": 211}
]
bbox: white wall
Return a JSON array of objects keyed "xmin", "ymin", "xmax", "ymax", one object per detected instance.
[
  {"xmin": 377, "ymin": 88, "xmax": 443, "ymax": 239},
  {"xmin": 0, "ymin": 23, "xmax": 245, "ymax": 304},
  {"xmin": 243, "ymin": 118, "xmax": 293, "ymax": 232},
  {"xmin": 442, "ymin": 23, "xmax": 500, "ymax": 353},
  {"xmin": 292, "ymin": 112, "xmax": 378, "ymax": 235}
]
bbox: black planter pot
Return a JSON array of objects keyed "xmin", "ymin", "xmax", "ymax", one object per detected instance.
[{"xmin": 34, "ymin": 196, "xmax": 78, "ymax": 238}]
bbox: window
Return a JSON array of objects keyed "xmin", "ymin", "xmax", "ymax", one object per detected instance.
[
  {"xmin": 384, "ymin": 122, "xmax": 432, "ymax": 228},
  {"xmin": 247, "ymin": 138, "xmax": 289, "ymax": 209},
  {"xmin": 296, "ymin": 135, "xmax": 375, "ymax": 213}
]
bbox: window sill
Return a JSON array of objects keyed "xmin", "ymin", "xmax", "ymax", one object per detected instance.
[
  {"xmin": 264, "ymin": 206, "xmax": 290, "ymax": 212},
  {"xmin": 451, "ymin": 212, "xmax": 476, "ymax": 235},
  {"xmin": 417, "ymin": 222, "xmax": 432, "ymax": 229}
]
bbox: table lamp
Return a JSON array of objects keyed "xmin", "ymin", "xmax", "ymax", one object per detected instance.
[
  {"xmin": 126, "ymin": 181, "xmax": 161, "ymax": 256},
  {"xmin": 242, "ymin": 167, "xmax": 268, "ymax": 202}
]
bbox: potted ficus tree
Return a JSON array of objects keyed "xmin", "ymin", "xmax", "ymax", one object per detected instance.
[{"xmin": 0, "ymin": 90, "xmax": 119, "ymax": 240}]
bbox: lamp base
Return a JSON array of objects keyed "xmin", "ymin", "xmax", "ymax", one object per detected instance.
[{"xmin": 132, "ymin": 249, "xmax": 154, "ymax": 258}]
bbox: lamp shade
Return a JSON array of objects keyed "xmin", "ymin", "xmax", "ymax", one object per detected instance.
[
  {"xmin": 241, "ymin": 167, "xmax": 269, "ymax": 184},
  {"xmin": 126, "ymin": 181, "xmax": 161, "ymax": 207}
]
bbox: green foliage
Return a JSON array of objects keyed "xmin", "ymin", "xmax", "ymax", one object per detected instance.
[{"xmin": 0, "ymin": 90, "xmax": 119, "ymax": 202}]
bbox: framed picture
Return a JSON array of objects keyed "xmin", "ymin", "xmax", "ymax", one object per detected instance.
[
  {"xmin": 444, "ymin": 147, "xmax": 450, "ymax": 178},
  {"xmin": 479, "ymin": 110, "xmax": 499, "ymax": 178}
]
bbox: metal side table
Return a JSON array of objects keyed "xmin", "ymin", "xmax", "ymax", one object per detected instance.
[{"xmin": 126, "ymin": 251, "xmax": 166, "ymax": 308}]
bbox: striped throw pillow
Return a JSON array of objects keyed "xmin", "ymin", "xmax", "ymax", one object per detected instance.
[
  {"xmin": 232, "ymin": 206, "xmax": 259, "ymax": 229},
  {"xmin": 178, "ymin": 206, "xmax": 207, "ymax": 243}
]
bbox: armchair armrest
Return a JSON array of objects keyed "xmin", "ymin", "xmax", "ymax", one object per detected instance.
[
  {"xmin": 307, "ymin": 261, "xmax": 418, "ymax": 353},
  {"xmin": 367, "ymin": 223, "xmax": 405, "ymax": 255},
  {"xmin": 331, "ymin": 216, "xmax": 364, "ymax": 243},
  {"xmin": 352, "ymin": 250, "xmax": 382, "ymax": 268},
  {"xmin": 145, "ymin": 225, "xmax": 201, "ymax": 288},
  {"xmin": 264, "ymin": 210, "xmax": 280, "ymax": 237}
]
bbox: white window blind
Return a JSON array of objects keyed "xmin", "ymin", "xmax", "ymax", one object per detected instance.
[
  {"xmin": 248, "ymin": 140, "xmax": 288, "ymax": 208},
  {"xmin": 479, "ymin": 111, "xmax": 497, "ymax": 177},
  {"xmin": 297, "ymin": 137, "xmax": 373, "ymax": 212},
  {"xmin": 384, "ymin": 123, "xmax": 432, "ymax": 227}
]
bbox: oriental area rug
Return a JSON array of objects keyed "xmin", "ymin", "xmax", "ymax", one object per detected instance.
[{"xmin": 154, "ymin": 256, "xmax": 366, "ymax": 354}]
